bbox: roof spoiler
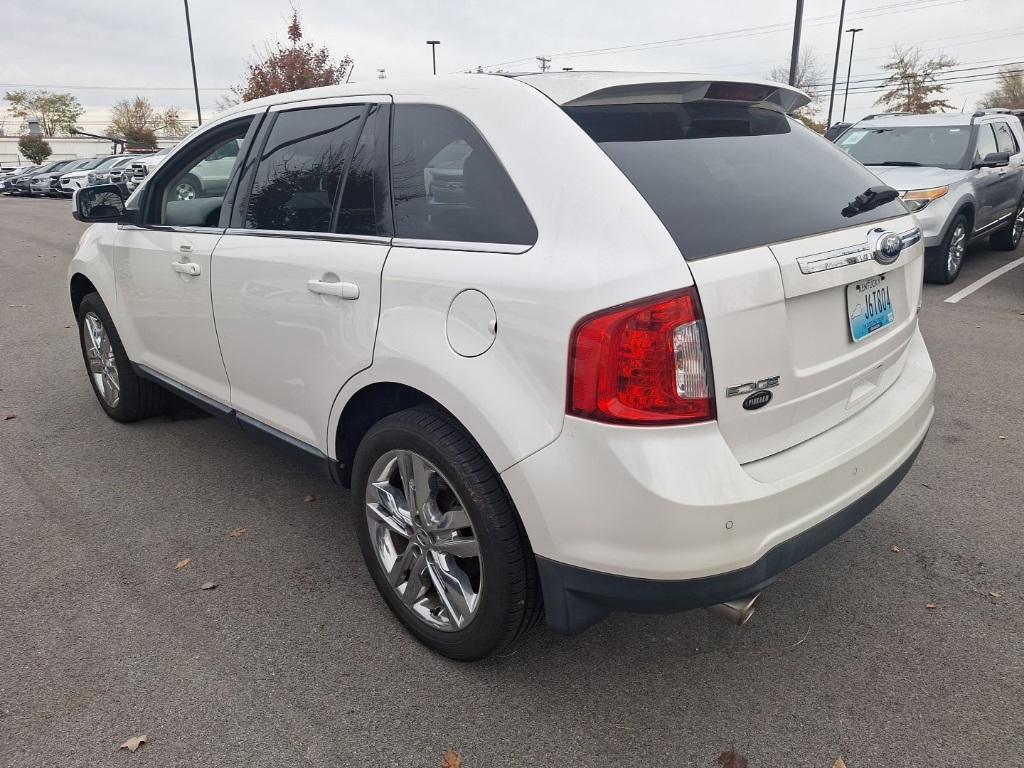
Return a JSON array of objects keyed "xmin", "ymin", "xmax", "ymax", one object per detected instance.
[{"xmin": 518, "ymin": 73, "xmax": 810, "ymax": 113}]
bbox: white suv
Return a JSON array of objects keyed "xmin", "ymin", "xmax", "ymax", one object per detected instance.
[{"xmin": 69, "ymin": 73, "xmax": 935, "ymax": 660}]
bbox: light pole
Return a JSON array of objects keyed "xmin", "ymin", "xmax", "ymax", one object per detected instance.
[
  {"xmin": 426, "ymin": 40, "xmax": 440, "ymax": 75},
  {"xmin": 183, "ymin": 0, "xmax": 202, "ymax": 126},
  {"xmin": 841, "ymin": 27, "xmax": 863, "ymax": 122},
  {"xmin": 788, "ymin": 0, "xmax": 804, "ymax": 87},
  {"xmin": 826, "ymin": 0, "xmax": 849, "ymax": 127}
]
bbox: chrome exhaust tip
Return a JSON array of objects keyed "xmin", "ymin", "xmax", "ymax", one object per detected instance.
[{"xmin": 706, "ymin": 593, "xmax": 761, "ymax": 626}]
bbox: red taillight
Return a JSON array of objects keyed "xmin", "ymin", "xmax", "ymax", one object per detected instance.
[{"xmin": 568, "ymin": 288, "xmax": 715, "ymax": 425}]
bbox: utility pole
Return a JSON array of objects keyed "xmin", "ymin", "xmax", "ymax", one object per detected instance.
[
  {"xmin": 426, "ymin": 40, "xmax": 440, "ymax": 75},
  {"xmin": 825, "ymin": 0, "xmax": 848, "ymax": 127},
  {"xmin": 841, "ymin": 27, "xmax": 863, "ymax": 122},
  {"xmin": 788, "ymin": 0, "xmax": 804, "ymax": 87},
  {"xmin": 183, "ymin": 0, "xmax": 202, "ymax": 126},
  {"xmin": 536, "ymin": 56, "xmax": 551, "ymax": 73}
]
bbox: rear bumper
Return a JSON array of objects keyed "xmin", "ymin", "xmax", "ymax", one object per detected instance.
[
  {"xmin": 536, "ymin": 438, "xmax": 924, "ymax": 634},
  {"xmin": 502, "ymin": 327, "xmax": 934, "ymax": 634}
]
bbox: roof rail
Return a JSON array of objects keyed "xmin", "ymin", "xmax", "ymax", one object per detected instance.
[
  {"xmin": 973, "ymin": 108, "xmax": 1012, "ymax": 116},
  {"xmin": 861, "ymin": 111, "xmax": 915, "ymax": 120}
]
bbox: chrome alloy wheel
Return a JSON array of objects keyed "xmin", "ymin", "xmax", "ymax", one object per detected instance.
[
  {"xmin": 83, "ymin": 311, "xmax": 120, "ymax": 408},
  {"xmin": 948, "ymin": 222, "xmax": 967, "ymax": 275},
  {"xmin": 364, "ymin": 450, "xmax": 482, "ymax": 631},
  {"xmin": 173, "ymin": 182, "xmax": 196, "ymax": 200}
]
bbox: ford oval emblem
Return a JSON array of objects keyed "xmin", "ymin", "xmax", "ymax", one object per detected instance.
[
  {"xmin": 871, "ymin": 229, "xmax": 903, "ymax": 265},
  {"xmin": 742, "ymin": 390, "xmax": 772, "ymax": 411}
]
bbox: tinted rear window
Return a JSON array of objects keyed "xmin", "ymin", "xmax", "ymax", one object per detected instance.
[{"xmin": 567, "ymin": 101, "xmax": 907, "ymax": 260}]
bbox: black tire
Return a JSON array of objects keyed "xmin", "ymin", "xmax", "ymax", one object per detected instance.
[
  {"xmin": 76, "ymin": 292, "xmax": 168, "ymax": 422},
  {"xmin": 925, "ymin": 213, "xmax": 969, "ymax": 284},
  {"xmin": 989, "ymin": 197, "xmax": 1024, "ymax": 251},
  {"xmin": 171, "ymin": 174, "xmax": 201, "ymax": 201},
  {"xmin": 351, "ymin": 406, "xmax": 542, "ymax": 661}
]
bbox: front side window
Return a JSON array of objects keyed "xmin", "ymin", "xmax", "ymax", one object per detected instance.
[
  {"xmin": 150, "ymin": 117, "xmax": 253, "ymax": 228},
  {"xmin": 974, "ymin": 124, "xmax": 998, "ymax": 163},
  {"xmin": 836, "ymin": 124, "xmax": 973, "ymax": 170},
  {"xmin": 245, "ymin": 105, "xmax": 364, "ymax": 233},
  {"xmin": 569, "ymin": 101, "xmax": 908, "ymax": 260},
  {"xmin": 390, "ymin": 104, "xmax": 537, "ymax": 245},
  {"xmin": 994, "ymin": 121, "xmax": 1019, "ymax": 155}
]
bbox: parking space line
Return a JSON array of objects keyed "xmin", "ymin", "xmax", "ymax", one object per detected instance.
[{"xmin": 944, "ymin": 256, "xmax": 1024, "ymax": 304}]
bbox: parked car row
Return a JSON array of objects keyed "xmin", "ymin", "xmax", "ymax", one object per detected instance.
[{"xmin": 0, "ymin": 151, "xmax": 165, "ymax": 198}]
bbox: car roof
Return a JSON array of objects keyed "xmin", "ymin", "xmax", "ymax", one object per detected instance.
[
  {"xmin": 217, "ymin": 71, "xmax": 810, "ymax": 119},
  {"xmin": 851, "ymin": 113, "xmax": 1002, "ymax": 129}
]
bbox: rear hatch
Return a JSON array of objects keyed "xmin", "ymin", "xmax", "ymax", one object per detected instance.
[{"xmin": 563, "ymin": 81, "xmax": 922, "ymax": 463}]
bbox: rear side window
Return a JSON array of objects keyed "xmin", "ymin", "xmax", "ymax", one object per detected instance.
[
  {"xmin": 336, "ymin": 103, "xmax": 393, "ymax": 238},
  {"xmin": 566, "ymin": 101, "xmax": 909, "ymax": 260},
  {"xmin": 994, "ymin": 121, "xmax": 1019, "ymax": 155},
  {"xmin": 390, "ymin": 105, "xmax": 537, "ymax": 246},
  {"xmin": 246, "ymin": 105, "xmax": 364, "ymax": 233}
]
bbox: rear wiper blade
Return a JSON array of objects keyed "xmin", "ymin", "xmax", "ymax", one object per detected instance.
[
  {"xmin": 842, "ymin": 184, "xmax": 900, "ymax": 218},
  {"xmin": 868, "ymin": 161, "xmax": 923, "ymax": 166}
]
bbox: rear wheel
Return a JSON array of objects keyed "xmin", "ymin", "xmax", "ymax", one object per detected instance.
[
  {"xmin": 76, "ymin": 293, "xmax": 168, "ymax": 422},
  {"xmin": 352, "ymin": 406, "xmax": 541, "ymax": 660},
  {"xmin": 989, "ymin": 197, "xmax": 1024, "ymax": 251},
  {"xmin": 925, "ymin": 214, "xmax": 969, "ymax": 284}
]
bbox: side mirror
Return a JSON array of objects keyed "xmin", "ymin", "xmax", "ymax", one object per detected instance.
[
  {"xmin": 976, "ymin": 151, "xmax": 1010, "ymax": 169},
  {"xmin": 72, "ymin": 184, "xmax": 134, "ymax": 223}
]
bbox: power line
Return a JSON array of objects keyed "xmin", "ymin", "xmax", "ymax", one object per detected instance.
[
  {"xmin": 469, "ymin": 0, "xmax": 968, "ymax": 70},
  {"xmin": 806, "ymin": 58, "xmax": 1024, "ymax": 89}
]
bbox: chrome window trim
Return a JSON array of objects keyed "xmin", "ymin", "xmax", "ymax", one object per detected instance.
[
  {"xmin": 118, "ymin": 224, "xmax": 225, "ymax": 235},
  {"xmin": 796, "ymin": 226, "xmax": 921, "ymax": 275},
  {"xmin": 223, "ymin": 228, "xmax": 391, "ymax": 246},
  {"xmin": 391, "ymin": 237, "xmax": 531, "ymax": 254}
]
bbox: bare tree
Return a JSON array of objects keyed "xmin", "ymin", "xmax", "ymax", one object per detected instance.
[
  {"xmin": 875, "ymin": 46, "xmax": 957, "ymax": 113},
  {"xmin": 979, "ymin": 65, "xmax": 1024, "ymax": 110},
  {"xmin": 768, "ymin": 49, "xmax": 825, "ymax": 109}
]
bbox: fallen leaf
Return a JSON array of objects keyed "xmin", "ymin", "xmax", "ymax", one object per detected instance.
[
  {"xmin": 174, "ymin": 558, "xmax": 190, "ymax": 571},
  {"xmin": 441, "ymin": 749, "xmax": 463, "ymax": 768},
  {"xmin": 717, "ymin": 749, "xmax": 749, "ymax": 768},
  {"xmin": 890, "ymin": 545, "xmax": 902, "ymax": 553},
  {"xmin": 303, "ymin": 494, "xmax": 316, "ymax": 503},
  {"xmin": 834, "ymin": 758, "xmax": 848, "ymax": 768},
  {"xmin": 989, "ymin": 591, "xmax": 1003, "ymax": 598},
  {"xmin": 3, "ymin": 415, "xmax": 15, "ymax": 421},
  {"xmin": 118, "ymin": 735, "xmax": 147, "ymax": 752},
  {"xmin": 926, "ymin": 603, "xmax": 938, "ymax": 610},
  {"xmin": 200, "ymin": 582, "xmax": 217, "ymax": 590},
  {"xmin": 228, "ymin": 527, "xmax": 247, "ymax": 538}
]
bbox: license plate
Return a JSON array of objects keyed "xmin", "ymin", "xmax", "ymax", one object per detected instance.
[{"xmin": 847, "ymin": 274, "xmax": 894, "ymax": 342}]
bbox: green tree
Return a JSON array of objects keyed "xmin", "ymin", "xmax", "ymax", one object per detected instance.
[
  {"xmin": 875, "ymin": 47, "xmax": 957, "ymax": 113},
  {"xmin": 4, "ymin": 89, "xmax": 84, "ymax": 136},
  {"xmin": 980, "ymin": 66, "xmax": 1024, "ymax": 110},
  {"xmin": 18, "ymin": 135, "xmax": 52, "ymax": 164},
  {"xmin": 233, "ymin": 10, "xmax": 352, "ymax": 101}
]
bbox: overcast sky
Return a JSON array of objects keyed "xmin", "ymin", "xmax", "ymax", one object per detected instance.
[{"xmin": 2, "ymin": 0, "xmax": 1021, "ymax": 132}]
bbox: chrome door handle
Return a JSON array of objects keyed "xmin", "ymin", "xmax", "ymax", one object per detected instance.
[
  {"xmin": 307, "ymin": 279, "xmax": 359, "ymax": 299},
  {"xmin": 171, "ymin": 261, "xmax": 201, "ymax": 276}
]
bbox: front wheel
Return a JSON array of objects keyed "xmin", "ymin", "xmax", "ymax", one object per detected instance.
[
  {"xmin": 925, "ymin": 214, "xmax": 969, "ymax": 284},
  {"xmin": 351, "ymin": 406, "xmax": 541, "ymax": 661},
  {"xmin": 76, "ymin": 293, "xmax": 168, "ymax": 422},
  {"xmin": 989, "ymin": 197, "xmax": 1024, "ymax": 251}
]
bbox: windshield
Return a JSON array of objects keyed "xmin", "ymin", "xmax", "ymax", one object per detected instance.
[
  {"xmin": 837, "ymin": 125, "xmax": 972, "ymax": 170},
  {"xmin": 94, "ymin": 156, "xmax": 127, "ymax": 170},
  {"xmin": 567, "ymin": 101, "xmax": 907, "ymax": 260}
]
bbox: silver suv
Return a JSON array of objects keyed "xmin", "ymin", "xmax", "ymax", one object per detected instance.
[{"xmin": 837, "ymin": 110, "xmax": 1024, "ymax": 283}]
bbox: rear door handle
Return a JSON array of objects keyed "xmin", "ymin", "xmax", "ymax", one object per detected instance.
[
  {"xmin": 171, "ymin": 261, "xmax": 201, "ymax": 276},
  {"xmin": 307, "ymin": 279, "xmax": 359, "ymax": 300}
]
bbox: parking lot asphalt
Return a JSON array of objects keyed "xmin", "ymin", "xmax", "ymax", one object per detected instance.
[{"xmin": 1, "ymin": 195, "xmax": 1022, "ymax": 768}]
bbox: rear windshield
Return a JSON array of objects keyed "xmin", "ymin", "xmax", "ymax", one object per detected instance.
[
  {"xmin": 566, "ymin": 101, "xmax": 907, "ymax": 260},
  {"xmin": 836, "ymin": 125, "xmax": 972, "ymax": 170}
]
